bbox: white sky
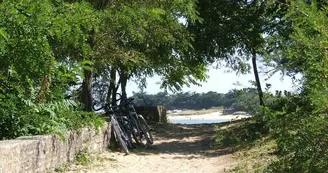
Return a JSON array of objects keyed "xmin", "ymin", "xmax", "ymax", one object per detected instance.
[{"xmin": 126, "ymin": 65, "xmax": 299, "ymax": 96}]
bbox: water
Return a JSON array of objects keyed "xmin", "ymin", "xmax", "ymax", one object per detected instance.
[{"xmin": 170, "ymin": 119, "xmax": 229, "ymax": 125}]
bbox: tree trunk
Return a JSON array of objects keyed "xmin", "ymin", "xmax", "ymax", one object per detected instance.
[
  {"xmin": 107, "ymin": 67, "xmax": 116, "ymax": 106},
  {"xmin": 112, "ymin": 77, "xmax": 121, "ymax": 105},
  {"xmin": 36, "ymin": 74, "xmax": 51, "ymax": 103},
  {"xmin": 80, "ymin": 69, "xmax": 93, "ymax": 111},
  {"xmin": 119, "ymin": 69, "xmax": 128, "ymax": 102},
  {"xmin": 251, "ymin": 48, "xmax": 265, "ymax": 106},
  {"xmin": 79, "ymin": 29, "xmax": 95, "ymax": 111}
]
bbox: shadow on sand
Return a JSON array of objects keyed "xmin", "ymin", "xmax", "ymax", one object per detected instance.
[{"xmin": 132, "ymin": 122, "xmax": 235, "ymax": 158}]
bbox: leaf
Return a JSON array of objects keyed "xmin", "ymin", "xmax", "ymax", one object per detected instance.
[
  {"xmin": 80, "ymin": 60, "xmax": 94, "ymax": 71},
  {"xmin": 0, "ymin": 28, "xmax": 8, "ymax": 41}
]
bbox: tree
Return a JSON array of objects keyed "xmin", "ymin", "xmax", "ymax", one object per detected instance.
[
  {"xmin": 262, "ymin": 1, "xmax": 328, "ymax": 172},
  {"xmin": 188, "ymin": 0, "xmax": 274, "ymax": 106},
  {"xmin": 0, "ymin": 0, "xmax": 103, "ymax": 139},
  {"xmin": 92, "ymin": 0, "xmax": 208, "ymax": 106}
]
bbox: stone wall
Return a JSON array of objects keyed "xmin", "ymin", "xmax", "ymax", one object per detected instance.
[
  {"xmin": 0, "ymin": 123, "xmax": 111, "ymax": 173},
  {"xmin": 135, "ymin": 106, "xmax": 167, "ymax": 123}
]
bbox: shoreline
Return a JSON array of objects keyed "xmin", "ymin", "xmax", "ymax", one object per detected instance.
[{"xmin": 167, "ymin": 111, "xmax": 251, "ymax": 121}]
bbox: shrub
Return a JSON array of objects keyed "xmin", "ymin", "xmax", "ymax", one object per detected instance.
[
  {"xmin": 0, "ymin": 72, "xmax": 104, "ymax": 140},
  {"xmin": 264, "ymin": 93, "xmax": 328, "ymax": 172}
]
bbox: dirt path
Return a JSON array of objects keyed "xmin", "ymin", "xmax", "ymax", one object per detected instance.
[{"xmin": 66, "ymin": 123, "xmax": 237, "ymax": 173}]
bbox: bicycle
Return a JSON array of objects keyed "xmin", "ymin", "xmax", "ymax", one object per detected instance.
[
  {"xmin": 93, "ymin": 103, "xmax": 130, "ymax": 154},
  {"xmin": 93, "ymin": 93, "xmax": 154, "ymax": 152},
  {"xmin": 117, "ymin": 94, "xmax": 153, "ymax": 147}
]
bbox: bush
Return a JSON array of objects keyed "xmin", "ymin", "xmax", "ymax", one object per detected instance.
[
  {"xmin": 267, "ymin": 116, "xmax": 328, "ymax": 173},
  {"xmin": 0, "ymin": 73, "xmax": 104, "ymax": 140},
  {"xmin": 264, "ymin": 93, "xmax": 328, "ymax": 172},
  {"xmin": 0, "ymin": 96, "xmax": 104, "ymax": 140}
]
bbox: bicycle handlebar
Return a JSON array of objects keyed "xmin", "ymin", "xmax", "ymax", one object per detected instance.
[
  {"xmin": 92, "ymin": 102, "xmax": 105, "ymax": 111},
  {"xmin": 92, "ymin": 93, "xmax": 135, "ymax": 112}
]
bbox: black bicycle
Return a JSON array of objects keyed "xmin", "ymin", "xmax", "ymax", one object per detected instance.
[
  {"xmin": 93, "ymin": 103, "xmax": 130, "ymax": 154},
  {"xmin": 117, "ymin": 94, "xmax": 153, "ymax": 147},
  {"xmin": 93, "ymin": 93, "xmax": 154, "ymax": 152}
]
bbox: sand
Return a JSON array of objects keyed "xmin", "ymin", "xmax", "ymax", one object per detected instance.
[
  {"xmin": 168, "ymin": 111, "xmax": 251, "ymax": 121},
  {"xmin": 64, "ymin": 110, "xmax": 250, "ymax": 173},
  {"xmin": 65, "ymin": 124, "xmax": 237, "ymax": 173}
]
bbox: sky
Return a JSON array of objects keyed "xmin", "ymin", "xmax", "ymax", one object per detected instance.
[{"xmin": 126, "ymin": 65, "xmax": 300, "ymax": 96}]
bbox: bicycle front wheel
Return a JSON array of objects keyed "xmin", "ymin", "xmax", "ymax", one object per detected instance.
[
  {"xmin": 111, "ymin": 116, "xmax": 130, "ymax": 154},
  {"xmin": 138, "ymin": 114, "xmax": 154, "ymax": 146}
]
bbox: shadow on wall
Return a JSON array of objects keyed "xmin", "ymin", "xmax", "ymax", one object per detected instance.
[
  {"xmin": 135, "ymin": 106, "xmax": 167, "ymax": 123},
  {"xmin": 222, "ymin": 108, "xmax": 234, "ymax": 115}
]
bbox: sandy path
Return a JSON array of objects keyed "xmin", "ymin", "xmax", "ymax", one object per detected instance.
[{"xmin": 66, "ymin": 123, "xmax": 237, "ymax": 173}]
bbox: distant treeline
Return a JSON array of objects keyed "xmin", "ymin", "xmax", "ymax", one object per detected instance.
[{"xmin": 131, "ymin": 88, "xmax": 261, "ymax": 111}]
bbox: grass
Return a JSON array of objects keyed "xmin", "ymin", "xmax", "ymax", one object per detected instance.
[
  {"xmin": 54, "ymin": 148, "xmax": 92, "ymax": 172},
  {"xmin": 53, "ymin": 163, "xmax": 69, "ymax": 173},
  {"xmin": 213, "ymin": 119, "xmax": 268, "ymax": 149},
  {"xmin": 58, "ymin": 148, "xmax": 93, "ymax": 172},
  {"xmin": 213, "ymin": 118, "xmax": 277, "ymax": 172},
  {"xmin": 75, "ymin": 148, "xmax": 91, "ymax": 166},
  {"xmin": 230, "ymin": 138, "xmax": 277, "ymax": 173}
]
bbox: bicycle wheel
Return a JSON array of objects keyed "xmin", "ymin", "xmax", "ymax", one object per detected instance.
[
  {"xmin": 118, "ymin": 117, "xmax": 134, "ymax": 149},
  {"xmin": 111, "ymin": 116, "xmax": 129, "ymax": 154},
  {"xmin": 138, "ymin": 114, "xmax": 154, "ymax": 146},
  {"xmin": 131, "ymin": 121, "xmax": 148, "ymax": 146}
]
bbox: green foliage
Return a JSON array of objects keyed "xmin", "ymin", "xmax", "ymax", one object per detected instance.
[
  {"xmin": 259, "ymin": 1, "xmax": 328, "ymax": 172},
  {"xmin": 93, "ymin": 0, "xmax": 207, "ymax": 94},
  {"xmin": 262, "ymin": 92, "xmax": 328, "ymax": 173},
  {"xmin": 54, "ymin": 164, "xmax": 69, "ymax": 173},
  {"xmin": 132, "ymin": 88, "xmax": 261, "ymax": 112},
  {"xmin": 268, "ymin": 116, "xmax": 328, "ymax": 172},
  {"xmin": 0, "ymin": 72, "xmax": 104, "ymax": 139},
  {"xmin": 133, "ymin": 91, "xmax": 224, "ymax": 109},
  {"xmin": 230, "ymin": 138, "xmax": 277, "ymax": 173},
  {"xmin": 0, "ymin": 0, "xmax": 54, "ymax": 78},
  {"xmin": 0, "ymin": 28, "xmax": 7, "ymax": 41},
  {"xmin": 0, "ymin": 0, "xmax": 104, "ymax": 139},
  {"xmin": 214, "ymin": 120, "xmax": 268, "ymax": 150},
  {"xmin": 0, "ymin": 0, "xmax": 207, "ymax": 140},
  {"xmin": 75, "ymin": 148, "xmax": 91, "ymax": 166},
  {"xmin": 188, "ymin": 0, "xmax": 268, "ymax": 71}
]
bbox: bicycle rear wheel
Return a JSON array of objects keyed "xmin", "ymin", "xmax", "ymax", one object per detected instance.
[
  {"xmin": 111, "ymin": 116, "xmax": 129, "ymax": 154},
  {"xmin": 131, "ymin": 122, "xmax": 148, "ymax": 146}
]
